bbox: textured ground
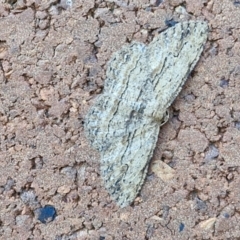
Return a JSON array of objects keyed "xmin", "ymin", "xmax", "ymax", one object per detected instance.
[{"xmin": 0, "ymin": 0, "xmax": 240, "ymax": 239}]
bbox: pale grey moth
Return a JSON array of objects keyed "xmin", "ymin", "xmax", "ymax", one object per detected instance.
[{"xmin": 84, "ymin": 21, "xmax": 208, "ymax": 207}]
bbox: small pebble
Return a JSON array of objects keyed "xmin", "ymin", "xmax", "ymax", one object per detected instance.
[
  {"xmin": 36, "ymin": 205, "xmax": 56, "ymax": 223},
  {"xmin": 179, "ymin": 222, "xmax": 185, "ymax": 232}
]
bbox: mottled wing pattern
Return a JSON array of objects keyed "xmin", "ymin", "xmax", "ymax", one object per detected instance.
[
  {"xmin": 84, "ymin": 21, "xmax": 208, "ymax": 207},
  {"xmin": 84, "ymin": 42, "xmax": 148, "ymax": 151},
  {"xmin": 148, "ymin": 21, "xmax": 208, "ymax": 116}
]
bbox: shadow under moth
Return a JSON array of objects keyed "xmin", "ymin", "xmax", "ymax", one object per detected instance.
[{"xmin": 84, "ymin": 21, "xmax": 208, "ymax": 207}]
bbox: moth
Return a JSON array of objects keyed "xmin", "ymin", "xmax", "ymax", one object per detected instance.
[{"xmin": 84, "ymin": 21, "xmax": 208, "ymax": 207}]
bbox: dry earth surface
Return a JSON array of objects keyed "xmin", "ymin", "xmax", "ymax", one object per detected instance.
[{"xmin": 0, "ymin": 0, "xmax": 240, "ymax": 239}]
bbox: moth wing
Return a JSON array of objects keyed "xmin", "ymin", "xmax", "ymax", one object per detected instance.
[
  {"xmin": 146, "ymin": 21, "xmax": 208, "ymax": 117},
  {"xmin": 101, "ymin": 121, "xmax": 160, "ymax": 207},
  {"xmin": 84, "ymin": 42, "xmax": 147, "ymax": 151}
]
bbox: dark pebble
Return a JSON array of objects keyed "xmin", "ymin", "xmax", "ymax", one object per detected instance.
[
  {"xmin": 36, "ymin": 205, "xmax": 57, "ymax": 224},
  {"xmin": 179, "ymin": 222, "xmax": 185, "ymax": 232}
]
